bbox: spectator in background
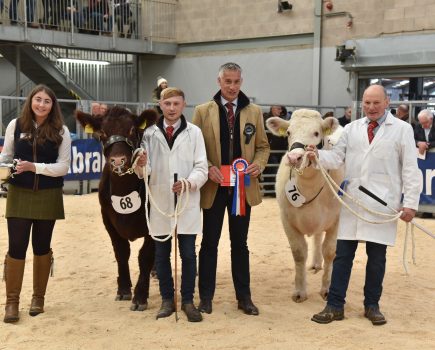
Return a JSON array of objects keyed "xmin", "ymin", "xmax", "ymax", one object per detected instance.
[
  {"xmin": 396, "ymin": 104, "xmax": 409, "ymax": 122},
  {"xmin": 88, "ymin": 0, "xmax": 111, "ymax": 33},
  {"xmin": 56, "ymin": 0, "xmax": 84, "ymax": 31},
  {"xmin": 262, "ymin": 105, "xmax": 288, "ymax": 196},
  {"xmin": 114, "ymin": 0, "xmax": 132, "ymax": 37},
  {"xmin": 99, "ymin": 103, "xmax": 108, "ymax": 115},
  {"xmin": 338, "ymin": 107, "xmax": 351, "ymax": 127},
  {"xmin": 91, "ymin": 102, "xmax": 101, "ymax": 115},
  {"xmin": 414, "ymin": 109, "xmax": 435, "ymax": 154},
  {"xmin": 9, "ymin": 0, "xmax": 38, "ymax": 27},
  {"xmin": 152, "ymin": 76, "xmax": 168, "ymax": 115},
  {"xmin": 41, "ymin": 0, "xmax": 54, "ymax": 28}
]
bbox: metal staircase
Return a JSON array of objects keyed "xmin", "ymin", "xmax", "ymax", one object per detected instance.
[{"xmin": 0, "ymin": 43, "xmax": 94, "ymax": 101}]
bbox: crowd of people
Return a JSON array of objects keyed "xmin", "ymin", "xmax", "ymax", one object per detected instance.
[
  {"xmin": 2, "ymin": 0, "xmax": 134, "ymax": 37},
  {"xmin": 0, "ymin": 62, "xmax": 429, "ymax": 327}
]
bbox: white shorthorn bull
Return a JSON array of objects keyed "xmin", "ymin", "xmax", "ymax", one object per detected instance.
[{"xmin": 266, "ymin": 109, "xmax": 344, "ymax": 303}]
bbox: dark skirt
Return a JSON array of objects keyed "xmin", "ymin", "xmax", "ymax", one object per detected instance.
[{"xmin": 6, "ymin": 184, "xmax": 65, "ymax": 220}]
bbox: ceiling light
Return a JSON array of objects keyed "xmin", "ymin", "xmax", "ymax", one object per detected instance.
[{"xmin": 57, "ymin": 58, "xmax": 110, "ymax": 65}]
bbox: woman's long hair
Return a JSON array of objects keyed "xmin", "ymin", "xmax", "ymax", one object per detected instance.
[{"xmin": 18, "ymin": 84, "xmax": 65, "ymax": 147}]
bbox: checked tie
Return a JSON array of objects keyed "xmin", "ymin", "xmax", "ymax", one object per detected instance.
[
  {"xmin": 166, "ymin": 125, "xmax": 174, "ymax": 142},
  {"xmin": 225, "ymin": 102, "xmax": 235, "ymax": 130},
  {"xmin": 367, "ymin": 120, "xmax": 378, "ymax": 144}
]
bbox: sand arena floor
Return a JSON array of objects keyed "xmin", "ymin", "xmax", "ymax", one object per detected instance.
[{"xmin": 1, "ymin": 194, "xmax": 435, "ymax": 350}]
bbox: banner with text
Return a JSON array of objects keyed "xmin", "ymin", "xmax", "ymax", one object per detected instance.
[
  {"xmin": 418, "ymin": 151, "xmax": 435, "ymax": 205},
  {"xmin": 66, "ymin": 139, "xmax": 105, "ymax": 180}
]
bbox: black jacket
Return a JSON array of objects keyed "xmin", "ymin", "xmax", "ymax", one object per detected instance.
[{"xmin": 414, "ymin": 122, "xmax": 435, "ymax": 149}]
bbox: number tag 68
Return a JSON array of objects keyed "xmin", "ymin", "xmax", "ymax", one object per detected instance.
[
  {"xmin": 284, "ymin": 179, "xmax": 306, "ymax": 207},
  {"xmin": 111, "ymin": 191, "xmax": 141, "ymax": 214}
]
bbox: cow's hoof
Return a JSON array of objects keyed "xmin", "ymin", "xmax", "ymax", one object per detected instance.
[
  {"xmin": 309, "ymin": 265, "xmax": 322, "ymax": 273},
  {"xmin": 292, "ymin": 293, "xmax": 308, "ymax": 303},
  {"xmin": 130, "ymin": 302, "xmax": 148, "ymax": 311},
  {"xmin": 115, "ymin": 293, "xmax": 132, "ymax": 301}
]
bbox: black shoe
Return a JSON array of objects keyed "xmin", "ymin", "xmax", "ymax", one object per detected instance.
[
  {"xmin": 198, "ymin": 299, "xmax": 212, "ymax": 314},
  {"xmin": 237, "ymin": 297, "xmax": 259, "ymax": 316},
  {"xmin": 364, "ymin": 306, "xmax": 387, "ymax": 326},
  {"xmin": 156, "ymin": 299, "xmax": 175, "ymax": 319},
  {"xmin": 311, "ymin": 305, "xmax": 344, "ymax": 324},
  {"xmin": 181, "ymin": 303, "xmax": 203, "ymax": 322}
]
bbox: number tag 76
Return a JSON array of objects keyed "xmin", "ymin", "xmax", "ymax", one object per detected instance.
[
  {"xmin": 284, "ymin": 179, "xmax": 306, "ymax": 207},
  {"xmin": 111, "ymin": 191, "xmax": 141, "ymax": 214}
]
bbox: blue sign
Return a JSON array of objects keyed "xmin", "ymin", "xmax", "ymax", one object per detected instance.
[
  {"xmin": 65, "ymin": 139, "xmax": 105, "ymax": 180},
  {"xmin": 418, "ymin": 151, "xmax": 435, "ymax": 205}
]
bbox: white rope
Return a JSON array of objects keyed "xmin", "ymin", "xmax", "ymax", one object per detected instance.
[
  {"xmin": 309, "ymin": 153, "xmax": 418, "ymax": 274},
  {"xmin": 312, "ymin": 153, "xmax": 402, "ymax": 224},
  {"xmin": 133, "ymin": 149, "xmax": 190, "ymax": 242}
]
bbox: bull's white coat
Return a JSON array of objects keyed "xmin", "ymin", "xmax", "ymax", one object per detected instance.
[{"xmin": 266, "ymin": 109, "xmax": 344, "ymax": 302}]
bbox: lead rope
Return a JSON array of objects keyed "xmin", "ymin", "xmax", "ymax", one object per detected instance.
[
  {"xmin": 130, "ymin": 149, "xmax": 190, "ymax": 243},
  {"xmin": 132, "ymin": 148, "xmax": 189, "ymax": 321},
  {"xmin": 309, "ymin": 152, "xmax": 434, "ymax": 274}
]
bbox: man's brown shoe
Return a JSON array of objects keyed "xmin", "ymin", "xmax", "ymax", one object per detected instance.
[
  {"xmin": 364, "ymin": 306, "xmax": 387, "ymax": 326},
  {"xmin": 181, "ymin": 303, "xmax": 203, "ymax": 322},
  {"xmin": 311, "ymin": 305, "xmax": 344, "ymax": 324},
  {"xmin": 156, "ymin": 299, "xmax": 175, "ymax": 319}
]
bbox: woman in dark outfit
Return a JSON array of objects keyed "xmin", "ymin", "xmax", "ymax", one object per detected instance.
[{"xmin": 2, "ymin": 85, "xmax": 71, "ymax": 323}]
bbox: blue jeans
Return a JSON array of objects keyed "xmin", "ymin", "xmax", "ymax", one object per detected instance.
[
  {"xmin": 9, "ymin": 0, "xmax": 36, "ymax": 22},
  {"xmin": 91, "ymin": 12, "xmax": 112, "ymax": 31},
  {"xmin": 327, "ymin": 239, "xmax": 387, "ymax": 310},
  {"xmin": 155, "ymin": 234, "xmax": 197, "ymax": 304}
]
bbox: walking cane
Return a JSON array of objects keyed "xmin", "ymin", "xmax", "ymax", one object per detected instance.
[
  {"xmin": 358, "ymin": 185, "xmax": 435, "ymax": 239},
  {"xmin": 173, "ymin": 173, "xmax": 179, "ymax": 322}
]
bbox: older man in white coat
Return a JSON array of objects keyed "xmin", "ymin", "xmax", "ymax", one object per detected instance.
[{"xmin": 309, "ymin": 85, "xmax": 421, "ymax": 326}]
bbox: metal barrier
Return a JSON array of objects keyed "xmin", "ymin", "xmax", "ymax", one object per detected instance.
[
  {"xmin": 0, "ymin": 97, "xmax": 431, "ymax": 198},
  {"xmin": 0, "ymin": 0, "xmax": 177, "ymax": 42}
]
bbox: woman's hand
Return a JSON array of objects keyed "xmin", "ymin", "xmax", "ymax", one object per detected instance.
[{"xmin": 14, "ymin": 160, "xmax": 36, "ymax": 174}]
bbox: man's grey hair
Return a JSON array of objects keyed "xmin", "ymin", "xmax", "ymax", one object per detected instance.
[
  {"xmin": 418, "ymin": 109, "xmax": 434, "ymax": 120},
  {"xmin": 218, "ymin": 62, "xmax": 242, "ymax": 78}
]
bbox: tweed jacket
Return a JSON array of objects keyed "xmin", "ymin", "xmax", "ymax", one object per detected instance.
[{"xmin": 192, "ymin": 93, "xmax": 270, "ymax": 209}]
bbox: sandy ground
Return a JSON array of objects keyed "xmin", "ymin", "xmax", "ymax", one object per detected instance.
[{"xmin": 0, "ymin": 193, "xmax": 435, "ymax": 350}]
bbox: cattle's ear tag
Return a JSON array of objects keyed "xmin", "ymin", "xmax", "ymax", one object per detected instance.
[
  {"xmin": 139, "ymin": 120, "xmax": 147, "ymax": 129},
  {"xmin": 278, "ymin": 128, "xmax": 287, "ymax": 137},
  {"xmin": 324, "ymin": 128, "xmax": 332, "ymax": 136},
  {"xmin": 84, "ymin": 124, "xmax": 94, "ymax": 134}
]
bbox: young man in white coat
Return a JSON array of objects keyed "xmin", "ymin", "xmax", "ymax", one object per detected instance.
[
  {"xmin": 137, "ymin": 87, "xmax": 208, "ymax": 322},
  {"xmin": 308, "ymin": 84, "xmax": 421, "ymax": 326}
]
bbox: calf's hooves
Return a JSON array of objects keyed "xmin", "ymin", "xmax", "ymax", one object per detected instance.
[
  {"xmin": 115, "ymin": 293, "xmax": 132, "ymax": 301},
  {"xmin": 130, "ymin": 302, "xmax": 148, "ymax": 311}
]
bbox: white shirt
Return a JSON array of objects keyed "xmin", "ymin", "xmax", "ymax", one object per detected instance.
[
  {"xmin": 163, "ymin": 118, "xmax": 181, "ymax": 134},
  {"xmin": 0, "ymin": 119, "xmax": 71, "ymax": 177},
  {"xmin": 221, "ymin": 96, "xmax": 238, "ymax": 111},
  {"xmin": 424, "ymin": 128, "xmax": 430, "ymax": 142}
]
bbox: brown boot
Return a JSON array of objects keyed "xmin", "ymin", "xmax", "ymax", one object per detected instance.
[
  {"xmin": 3, "ymin": 254, "xmax": 26, "ymax": 323},
  {"xmin": 29, "ymin": 250, "xmax": 53, "ymax": 317}
]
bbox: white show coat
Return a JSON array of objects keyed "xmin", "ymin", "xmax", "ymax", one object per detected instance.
[
  {"xmin": 319, "ymin": 112, "xmax": 421, "ymax": 246},
  {"xmin": 142, "ymin": 121, "xmax": 208, "ymax": 237}
]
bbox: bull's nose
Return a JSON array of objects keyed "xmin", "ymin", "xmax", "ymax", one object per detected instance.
[
  {"xmin": 287, "ymin": 153, "xmax": 302, "ymax": 165},
  {"xmin": 110, "ymin": 155, "xmax": 128, "ymax": 167}
]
